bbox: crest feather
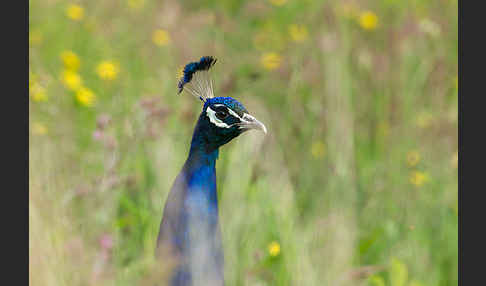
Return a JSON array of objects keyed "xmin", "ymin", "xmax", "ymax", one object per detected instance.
[{"xmin": 178, "ymin": 56, "xmax": 217, "ymax": 102}]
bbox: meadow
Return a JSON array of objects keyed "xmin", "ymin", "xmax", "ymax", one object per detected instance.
[{"xmin": 29, "ymin": 0, "xmax": 458, "ymax": 285}]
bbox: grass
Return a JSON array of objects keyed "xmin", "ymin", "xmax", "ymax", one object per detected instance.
[{"xmin": 29, "ymin": 0, "xmax": 458, "ymax": 285}]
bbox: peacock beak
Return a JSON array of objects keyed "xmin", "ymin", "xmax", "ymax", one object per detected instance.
[{"xmin": 240, "ymin": 113, "xmax": 267, "ymax": 134}]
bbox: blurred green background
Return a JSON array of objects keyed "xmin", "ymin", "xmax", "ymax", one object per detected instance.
[{"xmin": 29, "ymin": 0, "xmax": 458, "ymax": 285}]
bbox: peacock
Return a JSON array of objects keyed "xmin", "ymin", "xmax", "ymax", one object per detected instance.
[{"xmin": 156, "ymin": 56, "xmax": 267, "ymax": 286}]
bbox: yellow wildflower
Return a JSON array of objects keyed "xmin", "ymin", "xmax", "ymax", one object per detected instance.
[
  {"xmin": 261, "ymin": 52, "xmax": 282, "ymax": 70},
  {"xmin": 75, "ymin": 87, "xmax": 96, "ymax": 107},
  {"xmin": 311, "ymin": 141, "xmax": 326, "ymax": 159},
  {"xmin": 96, "ymin": 61, "xmax": 119, "ymax": 80},
  {"xmin": 152, "ymin": 29, "xmax": 171, "ymax": 46},
  {"xmin": 60, "ymin": 50, "xmax": 80, "ymax": 71},
  {"xmin": 32, "ymin": 122, "xmax": 48, "ymax": 135},
  {"xmin": 61, "ymin": 70, "xmax": 82, "ymax": 90},
  {"xmin": 29, "ymin": 30, "xmax": 43, "ymax": 46},
  {"xmin": 359, "ymin": 11, "xmax": 378, "ymax": 30},
  {"xmin": 269, "ymin": 0, "xmax": 287, "ymax": 6},
  {"xmin": 128, "ymin": 0, "xmax": 146, "ymax": 10},
  {"xmin": 288, "ymin": 24, "xmax": 309, "ymax": 43},
  {"xmin": 66, "ymin": 4, "xmax": 84, "ymax": 21},
  {"xmin": 451, "ymin": 150, "xmax": 458, "ymax": 169},
  {"xmin": 268, "ymin": 241, "xmax": 281, "ymax": 257},
  {"xmin": 30, "ymin": 83, "xmax": 48, "ymax": 102},
  {"xmin": 409, "ymin": 171, "xmax": 428, "ymax": 187},
  {"xmin": 406, "ymin": 150, "xmax": 420, "ymax": 167}
]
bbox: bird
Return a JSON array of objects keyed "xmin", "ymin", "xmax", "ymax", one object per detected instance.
[{"xmin": 156, "ymin": 56, "xmax": 267, "ymax": 286}]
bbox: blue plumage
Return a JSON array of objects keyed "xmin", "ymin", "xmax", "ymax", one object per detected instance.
[
  {"xmin": 157, "ymin": 57, "xmax": 266, "ymax": 286},
  {"xmin": 204, "ymin": 97, "xmax": 248, "ymax": 117}
]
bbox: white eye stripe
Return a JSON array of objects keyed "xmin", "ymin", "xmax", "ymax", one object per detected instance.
[
  {"xmin": 206, "ymin": 105, "xmax": 256, "ymax": 130},
  {"xmin": 206, "ymin": 106, "xmax": 231, "ymax": 128}
]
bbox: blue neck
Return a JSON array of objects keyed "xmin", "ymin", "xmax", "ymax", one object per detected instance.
[
  {"xmin": 187, "ymin": 144, "xmax": 219, "ymax": 168},
  {"xmin": 169, "ymin": 145, "xmax": 223, "ymax": 285},
  {"xmin": 161, "ymin": 111, "xmax": 226, "ymax": 285},
  {"xmin": 181, "ymin": 111, "xmax": 222, "ymax": 214},
  {"xmin": 183, "ymin": 121, "xmax": 220, "ymax": 208}
]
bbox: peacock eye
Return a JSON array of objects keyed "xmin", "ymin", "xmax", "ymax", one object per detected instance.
[{"xmin": 216, "ymin": 110, "xmax": 228, "ymax": 120}]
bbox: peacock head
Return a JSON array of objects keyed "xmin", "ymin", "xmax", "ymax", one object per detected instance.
[{"xmin": 178, "ymin": 56, "xmax": 267, "ymax": 150}]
